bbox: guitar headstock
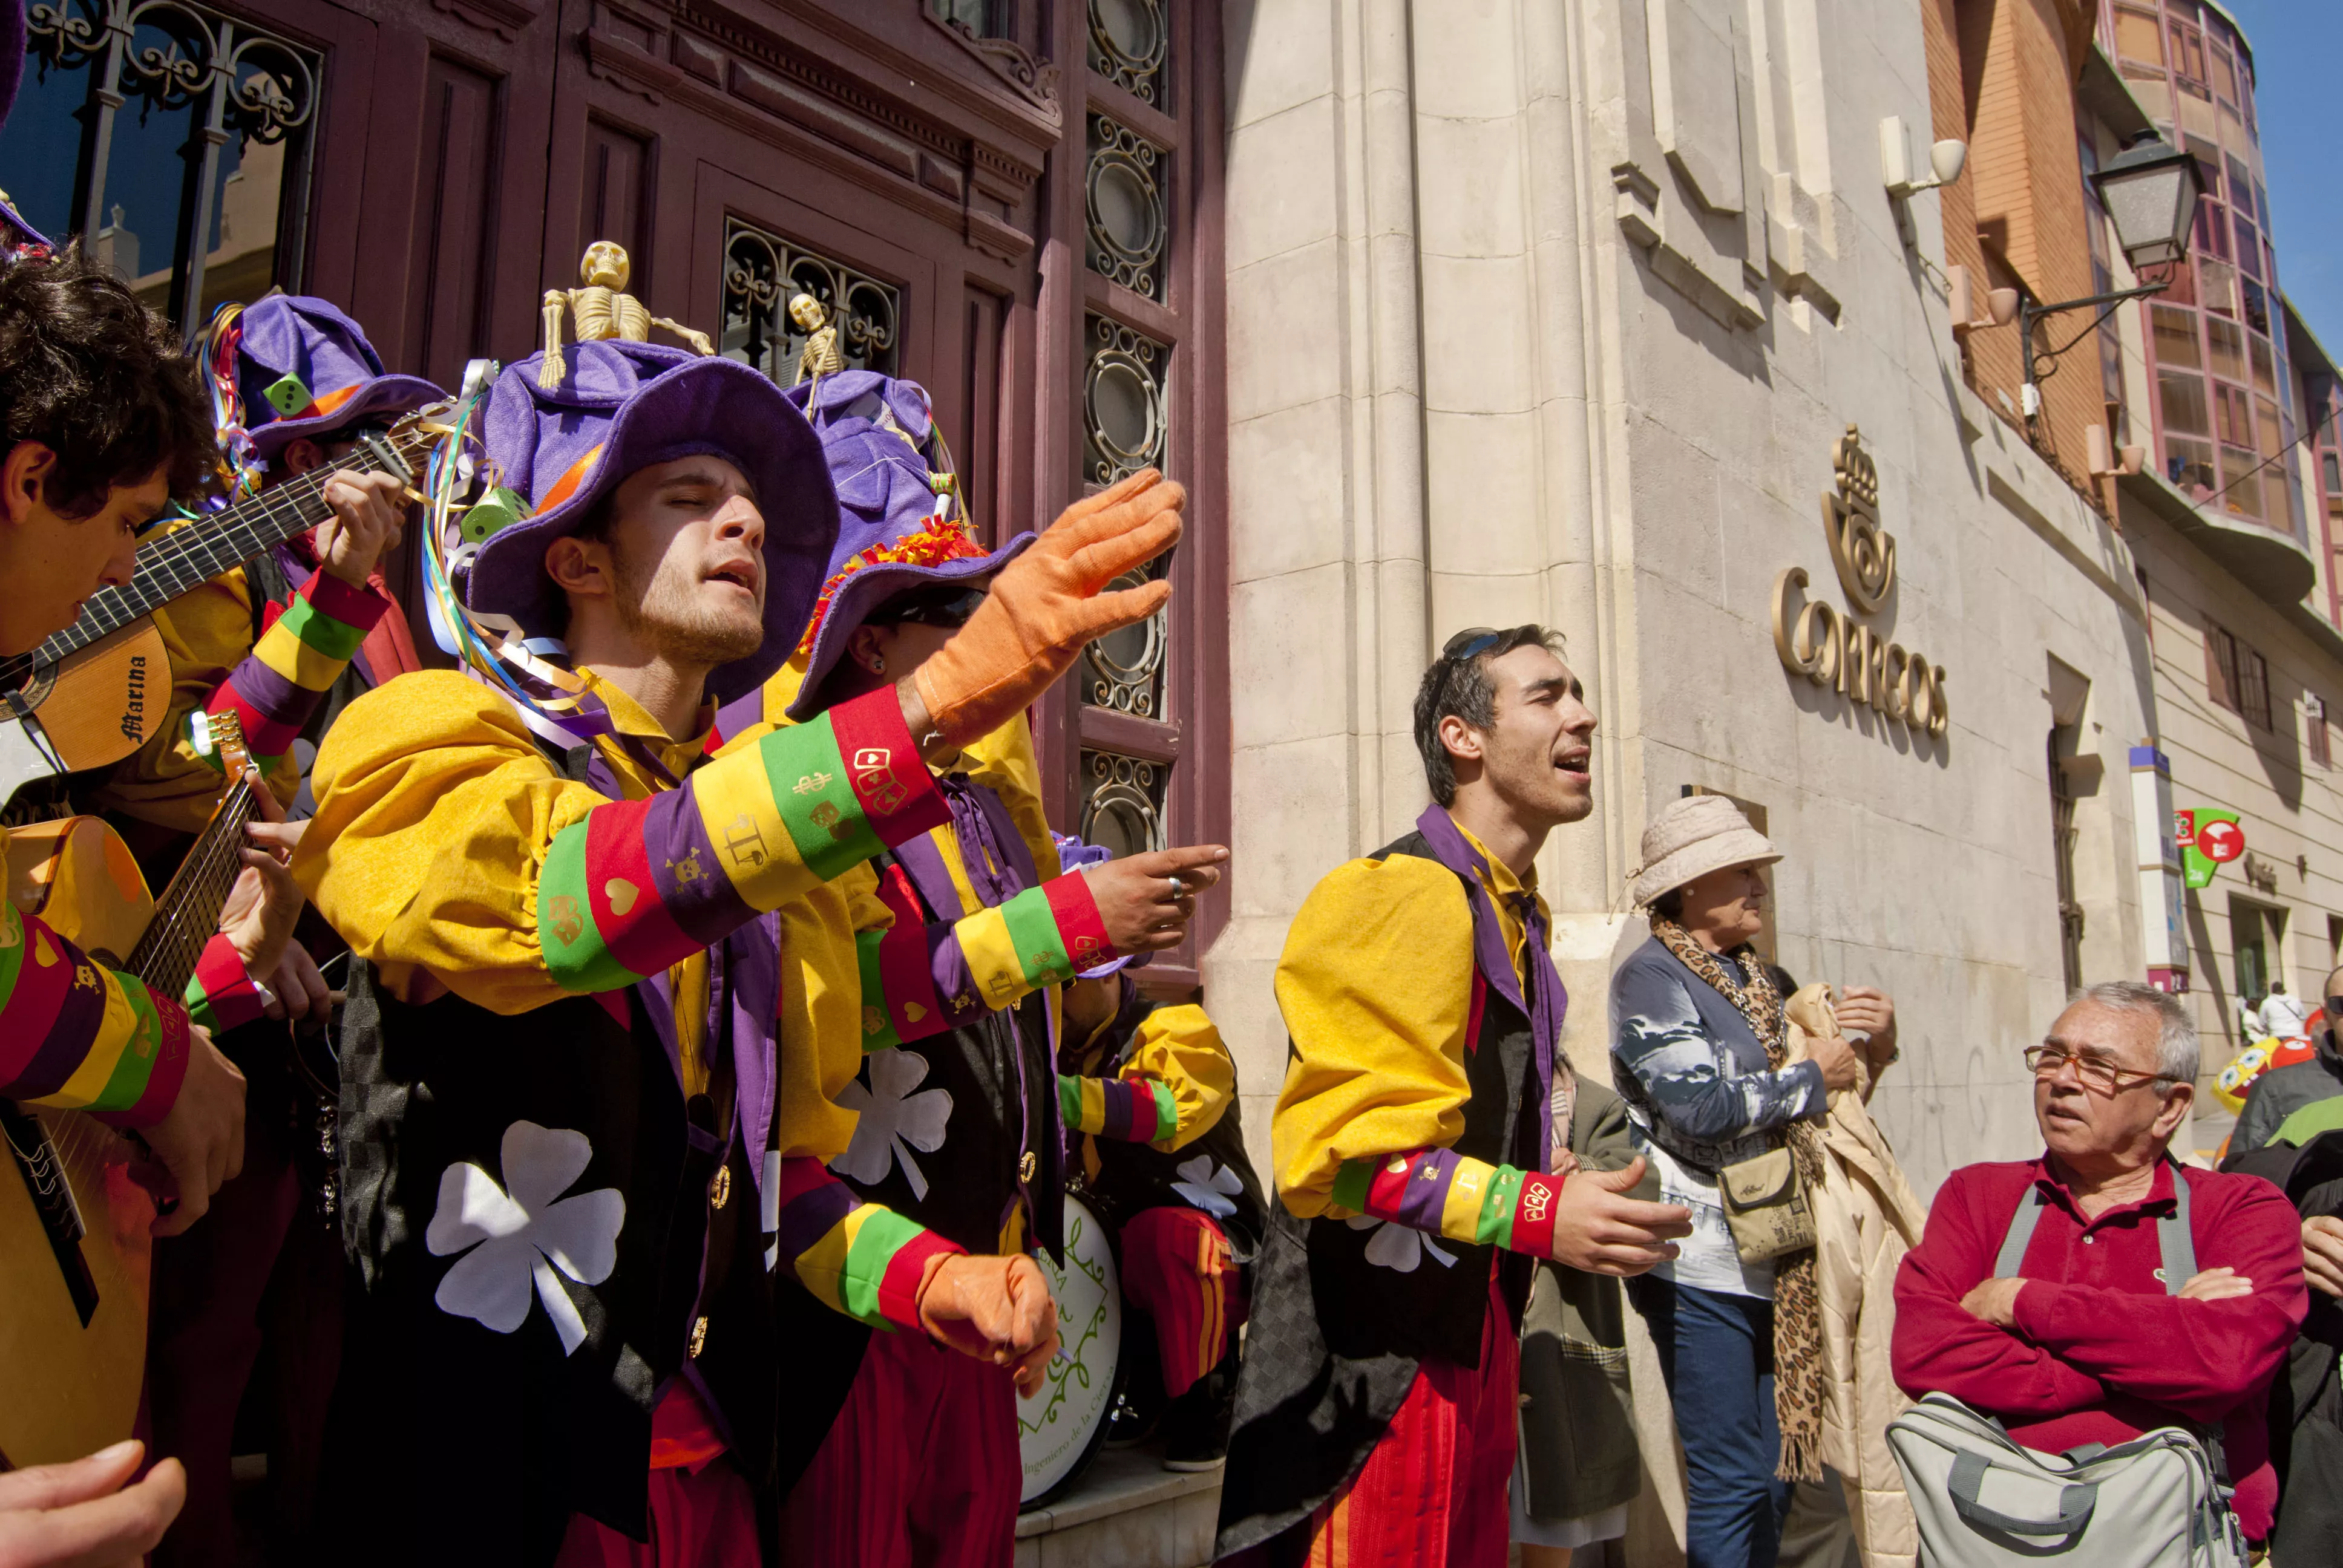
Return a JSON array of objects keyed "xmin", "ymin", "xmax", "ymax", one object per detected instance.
[
  {"xmin": 188, "ymin": 710, "xmax": 252, "ymax": 795},
  {"xmin": 368, "ymin": 400, "xmax": 470, "ymax": 506}
]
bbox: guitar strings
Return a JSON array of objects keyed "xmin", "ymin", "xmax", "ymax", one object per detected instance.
[
  {"xmin": 2, "ymin": 423, "xmax": 433, "ymax": 684},
  {"xmin": 129, "ymin": 779, "xmax": 258, "ymax": 998}
]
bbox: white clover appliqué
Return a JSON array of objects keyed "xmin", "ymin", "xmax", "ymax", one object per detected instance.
[
  {"xmin": 1171, "ymin": 1155, "xmax": 1244, "ymax": 1219},
  {"xmin": 833, "ymin": 1048, "xmax": 953, "ymax": 1201},
  {"xmin": 425, "ymin": 1121, "xmax": 626, "ymax": 1356},
  {"xmin": 1345, "ymin": 1213, "xmax": 1456, "ymax": 1274}
]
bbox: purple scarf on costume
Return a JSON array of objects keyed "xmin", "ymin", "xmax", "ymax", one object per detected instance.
[{"xmin": 1413, "ymin": 805, "xmax": 1566, "ymax": 1165}]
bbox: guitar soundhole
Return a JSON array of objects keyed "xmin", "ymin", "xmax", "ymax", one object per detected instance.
[{"xmin": 1, "ymin": 1100, "xmax": 99, "ymax": 1327}]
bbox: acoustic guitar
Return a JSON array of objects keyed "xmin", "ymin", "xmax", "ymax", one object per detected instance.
[
  {"xmin": 0, "ymin": 411, "xmax": 436, "ymax": 818},
  {"xmin": 0, "ymin": 713, "xmax": 257, "ymax": 1468}
]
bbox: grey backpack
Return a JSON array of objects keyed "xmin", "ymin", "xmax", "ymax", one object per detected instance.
[{"xmin": 1886, "ymin": 1168, "xmax": 2249, "ymax": 1567}]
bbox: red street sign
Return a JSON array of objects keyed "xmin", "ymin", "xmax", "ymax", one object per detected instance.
[{"xmin": 2196, "ymin": 817, "xmax": 2244, "ymax": 863}]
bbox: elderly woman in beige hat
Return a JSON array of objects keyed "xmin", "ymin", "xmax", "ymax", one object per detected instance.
[{"xmin": 1610, "ymin": 794, "xmax": 1897, "ymax": 1568}]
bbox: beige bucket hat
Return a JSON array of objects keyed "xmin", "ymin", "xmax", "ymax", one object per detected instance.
[{"xmin": 1630, "ymin": 794, "xmax": 1781, "ymax": 907}]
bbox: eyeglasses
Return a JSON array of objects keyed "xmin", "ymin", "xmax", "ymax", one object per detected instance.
[
  {"xmin": 880, "ymin": 586, "xmax": 988, "ymax": 630},
  {"xmin": 2325, "ymin": 995, "xmax": 2343, "ymax": 1017},
  {"xmin": 2022, "ymin": 1044, "xmax": 2184, "ymax": 1096}
]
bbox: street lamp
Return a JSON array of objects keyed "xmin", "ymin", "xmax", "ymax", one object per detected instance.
[
  {"xmin": 2092, "ymin": 131, "xmax": 2205, "ymax": 270},
  {"xmin": 2016, "ymin": 132, "xmax": 2203, "ymax": 418}
]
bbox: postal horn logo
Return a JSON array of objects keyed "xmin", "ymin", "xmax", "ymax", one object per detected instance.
[{"xmin": 1769, "ymin": 425, "xmax": 1950, "ymax": 742}]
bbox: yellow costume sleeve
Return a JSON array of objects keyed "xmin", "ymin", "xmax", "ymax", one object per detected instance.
[
  {"xmin": 298, "ymin": 669, "xmax": 949, "ymax": 1012},
  {"xmin": 1271, "ymin": 853, "xmax": 1477, "ymax": 1216},
  {"xmin": 1126, "ymin": 1004, "xmax": 1235, "ymax": 1152},
  {"xmin": 290, "ymin": 670, "xmax": 602, "ymax": 1014}
]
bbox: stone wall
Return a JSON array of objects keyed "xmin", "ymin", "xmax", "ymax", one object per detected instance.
[
  {"xmin": 1213, "ymin": 4, "xmax": 2161, "ymax": 1557},
  {"xmin": 1215, "ymin": 0, "xmax": 2149, "ymax": 1209}
]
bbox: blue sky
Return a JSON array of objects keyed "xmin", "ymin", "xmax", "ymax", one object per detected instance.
[{"xmin": 2221, "ymin": 0, "xmax": 2343, "ymax": 359}]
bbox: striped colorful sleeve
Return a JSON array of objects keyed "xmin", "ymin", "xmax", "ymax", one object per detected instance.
[
  {"xmin": 0, "ymin": 903, "xmax": 193, "ymax": 1128},
  {"xmin": 1329, "ymin": 1148, "xmax": 1567, "ymax": 1259},
  {"xmin": 204, "ymin": 568, "xmax": 388, "ymax": 765},
  {"xmin": 184, "ymin": 931, "xmax": 267, "ymax": 1036},
  {"xmin": 537, "ymin": 686, "xmax": 951, "ymax": 994},
  {"xmin": 1058, "ymin": 1072, "xmax": 1181, "ymax": 1144},
  {"xmin": 854, "ymin": 860, "xmax": 1115, "ymax": 1053},
  {"xmin": 767, "ymin": 1154, "xmax": 962, "ymax": 1330}
]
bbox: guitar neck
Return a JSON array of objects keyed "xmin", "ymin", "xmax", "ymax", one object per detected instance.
[
  {"xmin": 28, "ymin": 426, "xmax": 426, "ymax": 672},
  {"xmin": 125, "ymin": 779, "xmax": 258, "ymax": 1001},
  {"xmin": 48, "ymin": 475, "xmax": 339, "ymax": 664}
]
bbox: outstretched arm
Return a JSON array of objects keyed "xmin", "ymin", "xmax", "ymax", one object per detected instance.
[{"xmin": 650, "ymin": 315, "xmax": 713, "ymax": 356}]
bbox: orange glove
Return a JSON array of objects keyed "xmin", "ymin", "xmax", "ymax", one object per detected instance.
[
  {"xmin": 916, "ymin": 1252, "xmax": 1063, "ymax": 1396},
  {"xmin": 914, "ymin": 468, "xmax": 1184, "ymax": 746}
]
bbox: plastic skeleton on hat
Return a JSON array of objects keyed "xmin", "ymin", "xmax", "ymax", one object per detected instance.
[{"xmin": 537, "ymin": 241, "xmax": 713, "ymax": 390}]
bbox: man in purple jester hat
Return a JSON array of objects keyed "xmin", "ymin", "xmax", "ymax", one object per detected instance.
[
  {"xmin": 292, "ymin": 339, "xmax": 1188, "ymax": 1566},
  {"xmin": 117, "ymin": 294, "xmax": 445, "ymax": 1568}
]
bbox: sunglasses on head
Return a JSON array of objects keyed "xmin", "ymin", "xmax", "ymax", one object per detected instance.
[
  {"xmin": 879, "ymin": 586, "xmax": 988, "ymax": 630},
  {"xmin": 1443, "ymin": 626, "xmax": 1505, "ymax": 662}
]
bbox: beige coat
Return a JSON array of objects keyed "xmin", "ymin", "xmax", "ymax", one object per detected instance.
[{"xmin": 1786, "ymin": 987, "xmax": 1930, "ymax": 1568}]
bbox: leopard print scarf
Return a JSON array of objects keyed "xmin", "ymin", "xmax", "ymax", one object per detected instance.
[{"xmin": 1652, "ymin": 916, "xmax": 1826, "ymax": 1483}]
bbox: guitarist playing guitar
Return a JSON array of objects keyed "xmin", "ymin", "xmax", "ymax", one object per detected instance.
[
  {"xmin": 97, "ymin": 295, "xmax": 437, "ymax": 1568},
  {"xmin": 0, "ymin": 250, "xmax": 310, "ymax": 1558}
]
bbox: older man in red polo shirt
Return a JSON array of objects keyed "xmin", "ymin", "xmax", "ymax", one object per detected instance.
[{"xmin": 1892, "ymin": 981, "xmax": 2307, "ymax": 1546}]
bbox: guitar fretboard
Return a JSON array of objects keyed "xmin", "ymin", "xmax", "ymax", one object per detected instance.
[
  {"xmin": 0, "ymin": 423, "xmax": 430, "ymax": 690},
  {"xmin": 127, "ymin": 778, "xmax": 259, "ymax": 1001}
]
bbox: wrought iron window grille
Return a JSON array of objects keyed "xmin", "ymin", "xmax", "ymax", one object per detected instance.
[
  {"xmin": 1087, "ymin": 0, "xmax": 1165, "ymax": 104},
  {"xmin": 721, "ymin": 217, "xmax": 900, "ymax": 385},
  {"xmin": 1078, "ymin": 750, "xmax": 1166, "ymax": 857},
  {"xmin": 1082, "ymin": 313, "xmax": 1165, "ymax": 486},
  {"xmin": 1085, "ymin": 112, "xmax": 1165, "ymax": 301},
  {"xmin": 22, "ymin": 0, "xmax": 318, "ymax": 341}
]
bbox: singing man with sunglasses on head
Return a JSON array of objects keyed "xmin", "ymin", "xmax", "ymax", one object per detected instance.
[
  {"xmin": 1215, "ymin": 624, "xmax": 1692, "ymax": 1567},
  {"xmin": 1891, "ymin": 983, "xmax": 2307, "ymax": 1553}
]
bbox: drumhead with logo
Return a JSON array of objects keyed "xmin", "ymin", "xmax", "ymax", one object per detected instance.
[{"xmin": 1018, "ymin": 1192, "xmax": 1122, "ymax": 1506}]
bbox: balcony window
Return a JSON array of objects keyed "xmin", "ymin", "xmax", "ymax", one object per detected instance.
[
  {"xmin": 2209, "ymin": 44, "xmax": 2238, "ymax": 106},
  {"xmin": 2154, "ymin": 304, "xmax": 2201, "ymax": 368},
  {"xmin": 2209, "ymin": 316, "xmax": 2247, "ymax": 382},
  {"xmin": 2160, "ymin": 370, "xmax": 2211, "ymax": 435},
  {"xmin": 2220, "ymin": 445, "xmax": 2264, "ymax": 518},
  {"xmin": 2171, "ymin": 21, "xmax": 2208, "ymax": 91},
  {"xmin": 2233, "ymin": 215, "xmax": 2259, "ymax": 281},
  {"xmin": 2166, "ymin": 433, "xmax": 2216, "ymax": 494},
  {"xmin": 2215, "ymin": 382, "xmax": 2252, "ymax": 447},
  {"xmin": 2115, "ymin": 5, "xmax": 2166, "ymax": 68}
]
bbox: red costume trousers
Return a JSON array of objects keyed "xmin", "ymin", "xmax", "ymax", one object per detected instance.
[
  {"xmin": 1118, "ymin": 1205, "xmax": 1247, "ymax": 1397},
  {"xmin": 554, "ymin": 1384, "xmax": 760, "ymax": 1567},
  {"xmin": 778, "ymin": 1318, "xmax": 1022, "ymax": 1568},
  {"xmin": 1304, "ymin": 1273, "xmax": 1519, "ymax": 1568}
]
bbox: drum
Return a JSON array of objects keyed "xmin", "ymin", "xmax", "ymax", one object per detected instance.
[{"xmin": 1018, "ymin": 1192, "xmax": 1123, "ymax": 1507}]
